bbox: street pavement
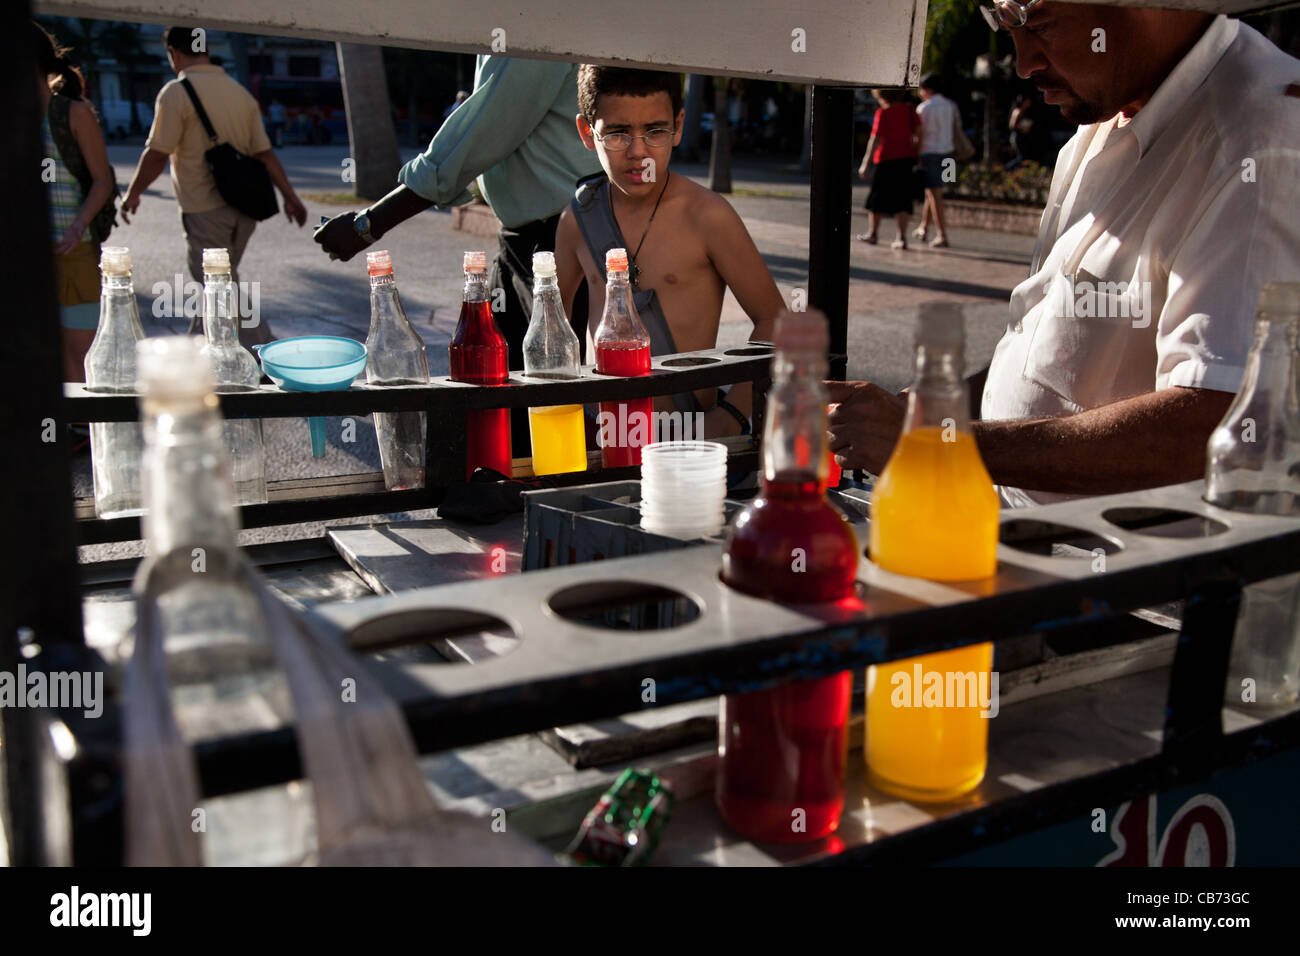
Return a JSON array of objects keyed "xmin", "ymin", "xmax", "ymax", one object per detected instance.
[{"xmin": 77, "ymin": 144, "xmax": 1036, "ymax": 559}]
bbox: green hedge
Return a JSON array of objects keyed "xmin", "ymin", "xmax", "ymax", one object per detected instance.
[{"xmin": 952, "ymin": 161, "xmax": 1052, "ymax": 206}]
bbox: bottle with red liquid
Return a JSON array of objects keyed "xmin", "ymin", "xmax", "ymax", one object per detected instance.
[
  {"xmin": 718, "ymin": 309, "xmax": 859, "ymax": 844},
  {"xmin": 594, "ymin": 248, "xmax": 653, "ymax": 468},
  {"xmin": 449, "ymin": 250, "xmax": 511, "ymax": 479}
]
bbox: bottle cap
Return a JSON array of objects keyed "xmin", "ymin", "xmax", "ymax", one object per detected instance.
[
  {"xmin": 136, "ymin": 335, "xmax": 214, "ymax": 398},
  {"xmin": 463, "ymin": 250, "xmax": 488, "ymax": 274},
  {"xmin": 202, "ymin": 248, "xmax": 232, "ymax": 274},
  {"xmin": 366, "ymin": 249, "xmax": 394, "ymax": 277},
  {"xmin": 533, "ymin": 251, "xmax": 557, "ymax": 278},
  {"xmin": 606, "ymin": 247, "xmax": 629, "ymax": 273},
  {"xmin": 916, "ymin": 301, "xmax": 965, "ymax": 349},
  {"xmin": 100, "ymin": 246, "xmax": 131, "ymax": 276},
  {"xmin": 1258, "ymin": 282, "xmax": 1300, "ymax": 320},
  {"xmin": 773, "ymin": 309, "xmax": 828, "ymax": 353}
]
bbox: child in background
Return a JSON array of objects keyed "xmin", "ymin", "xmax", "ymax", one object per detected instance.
[{"xmin": 554, "ymin": 66, "xmax": 785, "ymax": 437}]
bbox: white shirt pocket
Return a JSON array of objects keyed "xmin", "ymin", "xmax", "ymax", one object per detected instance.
[{"xmin": 1021, "ymin": 270, "xmax": 1156, "ymax": 412}]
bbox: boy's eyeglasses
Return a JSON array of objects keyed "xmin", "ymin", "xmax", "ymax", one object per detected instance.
[
  {"xmin": 980, "ymin": 0, "xmax": 1046, "ymax": 31},
  {"xmin": 593, "ymin": 128, "xmax": 676, "ymax": 150}
]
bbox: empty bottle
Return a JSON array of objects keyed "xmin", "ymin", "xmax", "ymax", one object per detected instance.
[
  {"xmin": 524, "ymin": 251, "xmax": 586, "ymax": 476},
  {"xmin": 85, "ymin": 245, "xmax": 145, "ymax": 518},
  {"xmin": 365, "ymin": 249, "xmax": 430, "ymax": 490},
  {"xmin": 199, "ymin": 248, "xmax": 267, "ymax": 505},
  {"xmin": 135, "ymin": 336, "xmax": 289, "ymax": 732},
  {"xmin": 1205, "ymin": 282, "xmax": 1300, "ymax": 709}
]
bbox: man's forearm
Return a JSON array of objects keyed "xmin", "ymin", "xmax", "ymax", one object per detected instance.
[
  {"xmin": 362, "ymin": 185, "xmax": 435, "ymax": 239},
  {"xmin": 253, "ymin": 150, "xmax": 298, "ymax": 200},
  {"xmin": 126, "ymin": 149, "xmax": 169, "ymax": 199},
  {"xmin": 973, "ymin": 386, "xmax": 1233, "ymax": 495}
]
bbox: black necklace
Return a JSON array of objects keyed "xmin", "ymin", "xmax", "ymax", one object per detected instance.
[{"xmin": 627, "ymin": 171, "xmax": 671, "ymax": 289}]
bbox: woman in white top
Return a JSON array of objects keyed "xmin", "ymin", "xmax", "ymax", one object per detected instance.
[{"xmin": 913, "ymin": 74, "xmax": 958, "ymax": 248}]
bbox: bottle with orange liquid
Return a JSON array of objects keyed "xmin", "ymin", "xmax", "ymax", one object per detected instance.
[
  {"xmin": 718, "ymin": 310, "xmax": 859, "ymax": 843},
  {"xmin": 523, "ymin": 251, "xmax": 587, "ymax": 476},
  {"xmin": 866, "ymin": 303, "xmax": 1000, "ymax": 802},
  {"xmin": 449, "ymin": 250, "xmax": 511, "ymax": 479},
  {"xmin": 594, "ymin": 248, "xmax": 653, "ymax": 468}
]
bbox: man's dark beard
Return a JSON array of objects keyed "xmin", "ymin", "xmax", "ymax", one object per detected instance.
[{"xmin": 1058, "ymin": 98, "xmax": 1107, "ymax": 126}]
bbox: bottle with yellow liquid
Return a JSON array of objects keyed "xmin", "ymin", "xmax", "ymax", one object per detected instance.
[
  {"xmin": 866, "ymin": 303, "xmax": 1000, "ymax": 802},
  {"xmin": 523, "ymin": 251, "xmax": 587, "ymax": 476}
]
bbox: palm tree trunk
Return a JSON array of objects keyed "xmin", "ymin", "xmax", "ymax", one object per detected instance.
[
  {"xmin": 336, "ymin": 42, "xmax": 402, "ymax": 201},
  {"xmin": 983, "ymin": 31, "xmax": 998, "ymax": 166},
  {"xmin": 708, "ymin": 79, "xmax": 732, "ymax": 193},
  {"xmin": 681, "ymin": 74, "xmax": 702, "ymax": 163}
]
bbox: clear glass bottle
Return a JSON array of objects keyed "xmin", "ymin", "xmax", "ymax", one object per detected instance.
[
  {"xmin": 524, "ymin": 251, "xmax": 586, "ymax": 476},
  {"xmin": 718, "ymin": 310, "xmax": 858, "ymax": 844},
  {"xmin": 365, "ymin": 250, "xmax": 430, "ymax": 490},
  {"xmin": 594, "ymin": 249, "xmax": 653, "ymax": 468},
  {"xmin": 136, "ymin": 336, "xmax": 290, "ymax": 742},
  {"xmin": 1205, "ymin": 282, "xmax": 1300, "ymax": 709},
  {"xmin": 866, "ymin": 302, "xmax": 1001, "ymax": 802},
  {"xmin": 199, "ymin": 247, "xmax": 267, "ymax": 505},
  {"xmin": 84, "ymin": 246, "xmax": 146, "ymax": 518}
]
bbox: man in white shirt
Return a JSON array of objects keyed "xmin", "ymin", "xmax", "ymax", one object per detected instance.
[
  {"xmin": 914, "ymin": 74, "xmax": 959, "ymax": 248},
  {"xmin": 829, "ymin": 6, "xmax": 1300, "ymax": 507}
]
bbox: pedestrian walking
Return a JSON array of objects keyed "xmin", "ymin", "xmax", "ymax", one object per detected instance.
[
  {"xmin": 122, "ymin": 25, "xmax": 307, "ymax": 348},
  {"xmin": 855, "ymin": 89, "xmax": 919, "ymax": 249}
]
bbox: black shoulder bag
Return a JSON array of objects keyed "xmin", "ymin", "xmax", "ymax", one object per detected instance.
[{"xmin": 180, "ymin": 78, "xmax": 279, "ymax": 221}]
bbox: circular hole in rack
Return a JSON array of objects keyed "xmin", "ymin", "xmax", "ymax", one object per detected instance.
[
  {"xmin": 548, "ymin": 580, "xmax": 701, "ymax": 631},
  {"xmin": 724, "ymin": 345, "xmax": 774, "ymax": 356},
  {"xmin": 345, "ymin": 608, "xmax": 519, "ymax": 664},
  {"xmin": 999, "ymin": 519, "xmax": 1124, "ymax": 557},
  {"xmin": 1101, "ymin": 507, "xmax": 1228, "ymax": 539},
  {"xmin": 660, "ymin": 356, "xmax": 721, "ymax": 367}
]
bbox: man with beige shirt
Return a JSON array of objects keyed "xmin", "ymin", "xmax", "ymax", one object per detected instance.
[{"xmin": 123, "ymin": 26, "xmax": 307, "ymax": 347}]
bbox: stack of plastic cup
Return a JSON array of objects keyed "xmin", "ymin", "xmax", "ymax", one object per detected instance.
[{"xmin": 639, "ymin": 440, "xmax": 728, "ymax": 537}]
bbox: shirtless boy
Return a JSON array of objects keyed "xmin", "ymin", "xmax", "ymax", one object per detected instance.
[{"xmin": 555, "ymin": 66, "xmax": 785, "ymax": 437}]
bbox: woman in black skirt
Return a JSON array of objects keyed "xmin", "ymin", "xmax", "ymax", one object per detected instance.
[{"xmin": 857, "ymin": 89, "xmax": 920, "ymax": 249}]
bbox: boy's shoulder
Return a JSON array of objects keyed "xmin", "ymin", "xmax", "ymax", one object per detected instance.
[{"xmin": 667, "ymin": 173, "xmax": 736, "ymax": 226}]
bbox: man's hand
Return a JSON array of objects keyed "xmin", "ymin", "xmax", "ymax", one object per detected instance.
[
  {"xmin": 826, "ymin": 380, "xmax": 907, "ymax": 474},
  {"xmin": 313, "ymin": 211, "xmax": 370, "ymax": 262},
  {"xmin": 120, "ymin": 189, "xmax": 142, "ymax": 224},
  {"xmin": 283, "ymin": 193, "xmax": 307, "ymax": 227}
]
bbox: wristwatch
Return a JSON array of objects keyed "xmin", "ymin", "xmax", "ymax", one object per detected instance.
[{"xmin": 353, "ymin": 210, "xmax": 376, "ymax": 245}]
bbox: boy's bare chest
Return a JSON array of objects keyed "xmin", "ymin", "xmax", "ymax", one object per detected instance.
[{"xmin": 609, "ymin": 204, "xmax": 716, "ymax": 296}]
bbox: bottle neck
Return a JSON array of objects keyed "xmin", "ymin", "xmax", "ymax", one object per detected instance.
[
  {"xmin": 764, "ymin": 351, "xmax": 829, "ymax": 485},
  {"xmin": 203, "ymin": 271, "xmax": 239, "ymax": 346},
  {"xmin": 1234, "ymin": 317, "xmax": 1299, "ymax": 413},
  {"xmin": 903, "ymin": 343, "xmax": 969, "ymax": 434},
  {"xmin": 1250, "ymin": 316, "xmax": 1299, "ymax": 357},
  {"xmin": 464, "ymin": 271, "xmax": 490, "ymax": 303},
  {"xmin": 369, "ymin": 272, "xmax": 409, "ymax": 326},
  {"xmin": 142, "ymin": 392, "xmax": 239, "ymax": 558},
  {"xmin": 596, "ymin": 270, "xmax": 647, "ymax": 345},
  {"xmin": 534, "ymin": 273, "xmax": 559, "ymax": 295},
  {"xmin": 100, "ymin": 272, "xmax": 136, "ymax": 312}
]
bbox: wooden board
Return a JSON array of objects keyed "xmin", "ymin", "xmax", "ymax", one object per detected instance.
[{"xmin": 37, "ymin": 0, "xmax": 928, "ymax": 86}]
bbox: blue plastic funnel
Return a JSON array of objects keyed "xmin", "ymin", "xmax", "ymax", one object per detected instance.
[{"xmin": 256, "ymin": 336, "xmax": 367, "ymax": 458}]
